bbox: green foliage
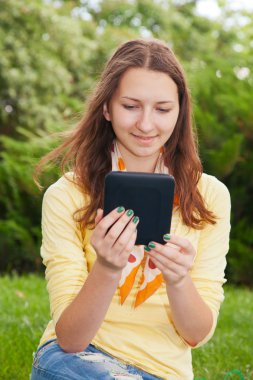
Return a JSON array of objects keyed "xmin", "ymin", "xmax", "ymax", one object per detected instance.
[
  {"xmin": 229, "ymin": 220, "xmax": 253, "ymax": 286},
  {"xmin": 203, "ymin": 134, "xmax": 243, "ymax": 177},
  {"xmin": 0, "ymin": 0, "xmax": 252, "ymax": 284},
  {"xmin": 0, "ymin": 128, "xmax": 61, "ymax": 272},
  {"xmin": 0, "ymin": 0, "xmax": 96, "ymax": 137},
  {"xmin": 0, "ymin": 0, "xmax": 96, "ymax": 272}
]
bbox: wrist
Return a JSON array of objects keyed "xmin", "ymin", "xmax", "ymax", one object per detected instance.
[
  {"xmin": 93, "ymin": 259, "xmax": 122, "ymax": 280},
  {"xmin": 166, "ymin": 274, "xmax": 191, "ymax": 292}
]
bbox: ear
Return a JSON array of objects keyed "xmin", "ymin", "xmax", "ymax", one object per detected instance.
[{"xmin": 103, "ymin": 103, "xmax": 111, "ymax": 121}]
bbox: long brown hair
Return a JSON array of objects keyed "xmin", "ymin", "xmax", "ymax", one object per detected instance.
[{"xmin": 35, "ymin": 39, "xmax": 215, "ymax": 230}]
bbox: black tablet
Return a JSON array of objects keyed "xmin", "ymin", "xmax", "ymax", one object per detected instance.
[{"xmin": 103, "ymin": 171, "xmax": 175, "ymax": 245}]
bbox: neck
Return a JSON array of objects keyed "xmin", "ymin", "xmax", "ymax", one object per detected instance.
[
  {"xmin": 124, "ymin": 158, "xmax": 158, "ymax": 173},
  {"xmin": 116, "ymin": 141, "xmax": 160, "ymax": 173}
]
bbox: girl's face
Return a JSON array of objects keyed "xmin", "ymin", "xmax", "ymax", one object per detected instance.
[{"xmin": 103, "ymin": 67, "xmax": 180, "ymax": 171}]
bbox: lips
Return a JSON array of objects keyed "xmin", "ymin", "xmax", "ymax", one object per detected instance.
[{"xmin": 132, "ymin": 134, "xmax": 157, "ymax": 140}]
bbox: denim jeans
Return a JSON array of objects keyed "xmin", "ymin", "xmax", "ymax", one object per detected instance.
[{"xmin": 30, "ymin": 339, "xmax": 163, "ymax": 380}]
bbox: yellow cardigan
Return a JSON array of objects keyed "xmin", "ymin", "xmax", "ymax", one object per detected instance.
[{"xmin": 39, "ymin": 172, "xmax": 231, "ymax": 380}]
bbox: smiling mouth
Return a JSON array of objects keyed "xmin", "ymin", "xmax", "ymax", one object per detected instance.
[{"xmin": 132, "ymin": 134, "xmax": 157, "ymax": 140}]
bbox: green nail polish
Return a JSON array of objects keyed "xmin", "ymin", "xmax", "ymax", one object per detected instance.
[
  {"xmin": 148, "ymin": 242, "xmax": 156, "ymax": 249},
  {"xmin": 132, "ymin": 216, "xmax": 139, "ymax": 224},
  {"xmin": 163, "ymin": 233, "xmax": 171, "ymax": 241},
  {"xmin": 126, "ymin": 209, "xmax": 134, "ymax": 217},
  {"xmin": 144, "ymin": 245, "xmax": 151, "ymax": 252},
  {"xmin": 117, "ymin": 206, "xmax": 125, "ymax": 213}
]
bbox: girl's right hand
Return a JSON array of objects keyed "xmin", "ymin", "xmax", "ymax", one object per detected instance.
[{"xmin": 90, "ymin": 207, "xmax": 139, "ymax": 273}]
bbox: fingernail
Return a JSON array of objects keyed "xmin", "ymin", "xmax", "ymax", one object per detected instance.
[
  {"xmin": 117, "ymin": 206, "xmax": 125, "ymax": 213},
  {"xmin": 148, "ymin": 242, "xmax": 156, "ymax": 249},
  {"xmin": 132, "ymin": 216, "xmax": 139, "ymax": 224},
  {"xmin": 144, "ymin": 245, "xmax": 151, "ymax": 252},
  {"xmin": 126, "ymin": 209, "xmax": 134, "ymax": 217},
  {"xmin": 163, "ymin": 233, "xmax": 171, "ymax": 241}
]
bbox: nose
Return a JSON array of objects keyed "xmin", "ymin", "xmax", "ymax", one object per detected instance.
[{"xmin": 136, "ymin": 109, "xmax": 154, "ymax": 134}]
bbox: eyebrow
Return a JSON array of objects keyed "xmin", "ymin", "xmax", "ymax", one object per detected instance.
[{"xmin": 121, "ymin": 96, "xmax": 175, "ymax": 104}]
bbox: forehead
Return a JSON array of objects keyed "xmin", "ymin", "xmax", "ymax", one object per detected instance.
[{"xmin": 114, "ymin": 67, "xmax": 178, "ymax": 100}]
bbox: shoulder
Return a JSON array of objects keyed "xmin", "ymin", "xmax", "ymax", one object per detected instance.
[
  {"xmin": 42, "ymin": 172, "xmax": 87, "ymax": 211},
  {"xmin": 198, "ymin": 172, "xmax": 231, "ymax": 210}
]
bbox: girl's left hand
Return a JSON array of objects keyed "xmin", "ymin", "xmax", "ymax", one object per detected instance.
[{"xmin": 146, "ymin": 234, "xmax": 196, "ymax": 287}]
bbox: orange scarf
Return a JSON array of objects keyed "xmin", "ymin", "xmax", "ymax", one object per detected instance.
[{"xmin": 111, "ymin": 141, "xmax": 176, "ymax": 307}]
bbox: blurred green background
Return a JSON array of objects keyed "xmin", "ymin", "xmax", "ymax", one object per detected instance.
[{"xmin": 0, "ymin": 0, "xmax": 253, "ymax": 286}]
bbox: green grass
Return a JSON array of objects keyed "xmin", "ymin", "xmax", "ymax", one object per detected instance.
[
  {"xmin": 0, "ymin": 275, "xmax": 252, "ymax": 380},
  {"xmin": 0, "ymin": 275, "xmax": 49, "ymax": 380},
  {"xmin": 192, "ymin": 284, "xmax": 253, "ymax": 380}
]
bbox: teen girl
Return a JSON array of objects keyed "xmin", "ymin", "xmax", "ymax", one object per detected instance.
[{"xmin": 31, "ymin": 39, "xmax": 230, "ymax": 380}]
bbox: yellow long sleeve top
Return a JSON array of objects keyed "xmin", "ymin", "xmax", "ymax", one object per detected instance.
[{"xmin": 38, "ymin": 172, "xmax": 231, "ymax": 380}]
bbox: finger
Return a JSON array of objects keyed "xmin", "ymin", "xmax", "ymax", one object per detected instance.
[
  {"xmin": 147, "ymin": 252, "xmax": 187, "ymax": 276},
  {"xmin": 105, "ymin": 210, "xmax": 136, "ymax": 246},
  {"xmin": 147, "ymin": 247, "xmax": 177, "ymax": 267},
  {"xmin": 148, "ymin": 244, "xmax": 193, "ymax": 271},
  {"xmin": 163, "ymin": 241, "xmax": 181, "ymax": 251},
  {"xmin": 163, "ymin": 234, "xmax": 193, "ymax": 253},
  {"xmin": 95, "ymin": 206, "xmax": 126, "ymax": 239},
  {"xmin": 105, "ymin": 228, "xmax": 138, "ymax": 270},
  {"xmin": 114, "ymin": 216, "xmax": 139, "ymax": 253},
  {"xmin": 95, "ymin": 208, "xmax": 104, "ymax": 225},
  {"xmin": 119, "ymin": 228, "xmax": 138, "ymax": 264},
  {"xmin": 147, "ymin": 242, "xmax": 183, "ymax": 264}
]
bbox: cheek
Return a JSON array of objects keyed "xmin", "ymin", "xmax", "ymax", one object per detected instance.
[
  {"xmin": 112, "ymin": 119, "xmax": 132, "ymax": 135},
  {"xmin": 113, "ymin": 111, "xmax": 138, "ymax": 129},
  {"xmin": 159, "ymin": 118, "xmax": 177, "ymax": 134},
  {"xmin": 165, "ymin": 111, "xmax": 179, "ymax": 130}
]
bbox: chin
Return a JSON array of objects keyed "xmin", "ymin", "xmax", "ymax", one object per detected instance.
[{"xmin": 133, "ymin": 146, "xmax": 158, "ymax": 157}]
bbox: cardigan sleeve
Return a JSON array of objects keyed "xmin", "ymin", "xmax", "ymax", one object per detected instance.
[
  {"xmin": 189, "ymin": 175, "xmax": 231, "ymax": 348},
  {"xmin": 41, "ymin": 176, "xmax": 90, "ymax": 327}
]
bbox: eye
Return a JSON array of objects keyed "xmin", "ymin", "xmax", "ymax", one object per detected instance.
[
  {"xmin": 157, "ymin": 108, "xmax": 171, "ymax": 113},
  {"xmin": 122, "ymin": 104, "xmax": 138, "ymax": 110}
]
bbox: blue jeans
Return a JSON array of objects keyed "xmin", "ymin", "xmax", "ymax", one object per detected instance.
[{"xmin": 31, "ymin": 339, "xmax": 163, "ymax": 380}]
